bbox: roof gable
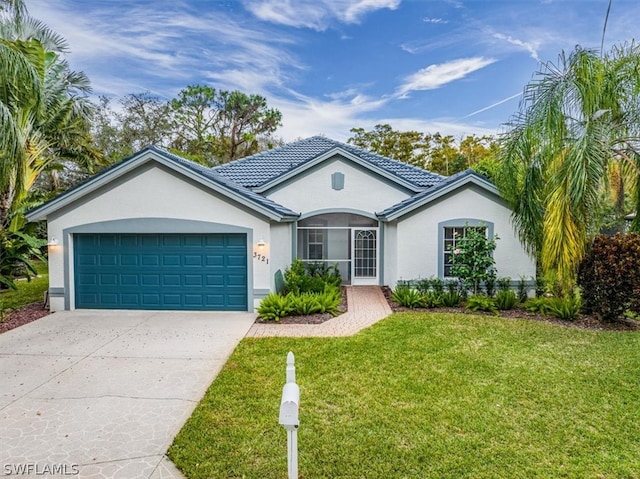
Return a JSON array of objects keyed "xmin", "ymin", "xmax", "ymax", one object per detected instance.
[
  {"xmin": 26, "ymin": 146, "xmax": 298, "ymax": 222},
  {"xmin": 214, "ymin": 136, "xmax": 444, "ymax": 192},
  {"xmin": 377, "ymin": 170, "xmax": 502, "ymax": 221}
]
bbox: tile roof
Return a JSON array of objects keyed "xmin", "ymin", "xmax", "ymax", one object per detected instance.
[
  {"xmin": 213, "ymin": 136, "xmax": 444, "ymax": 189},
  {"xmin": 377, "ymin": 169, "xmax": 497, "ymax": 219}
]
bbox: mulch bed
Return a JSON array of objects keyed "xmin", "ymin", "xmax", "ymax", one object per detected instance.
[
  {"xmin": 0, "ymin": 302, "xmax": 51, "ymax": 334},
  {"xmin": 381, "ymin": 286, "xmax": 640, "ymax": 332},
  {"xmin": 255, "ymin": 287, "xmax": 349, "ymax": 324}
]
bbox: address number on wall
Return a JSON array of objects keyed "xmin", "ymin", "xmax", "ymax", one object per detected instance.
[{"xmin": 253, "ymin": 252, "xmax": 269, "ymax": 264}]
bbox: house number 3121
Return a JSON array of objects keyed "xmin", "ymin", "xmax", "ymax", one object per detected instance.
[{"xmin": 253, "ymin": 252, "xmax": 269, "ymax": 264}]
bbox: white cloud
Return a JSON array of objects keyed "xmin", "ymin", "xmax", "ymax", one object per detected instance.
[
  {"xmin": 271, "ymin": 89, "xmax": 390, "ymax": 140},
  {"xmin": 422, "ymin": 17, "xmax": 448, "ymax": 24},
  {"xmin": 272, "ymin": 88, "xmax": 498, "ymax": 142},
  {"xmin": 493, "ymin": 32, "xmax": 541, "ymax": 62},
  {"xmin": 242, "ymin": 0, "xmax": 400, "ymax": 31},
  {"xmin": 342, "ymin": 0, "xmax": 401, "ymax": 23},
  {"xmin": 27, "ymin": 0, "xmax": 303, "ymax": 97},
  {"xmin": 396, "ymin": 57, "xmax": 496, "ymax": 98}
]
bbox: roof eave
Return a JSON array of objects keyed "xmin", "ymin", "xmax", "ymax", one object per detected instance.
[
  {"xmin": 377, "ymin": 172, "xmax": 500, "ymax": 222},
  {"xmin": 26, "ymin": 148, "xmax": 296, "ymax": 223}
]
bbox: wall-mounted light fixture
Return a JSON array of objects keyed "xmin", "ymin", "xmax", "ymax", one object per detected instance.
[
  {"xmin": 257, "ymin": 237, "xmax": 267, "ymax": 249},
  {"xmin": 47, "ymin": 237, "xmax": 59, "ymax": 247}
]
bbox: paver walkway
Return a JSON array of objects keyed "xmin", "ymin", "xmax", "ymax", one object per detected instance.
[{"xmin": 246, "ymin": 286, "xmax": 392, "ymax": 337}]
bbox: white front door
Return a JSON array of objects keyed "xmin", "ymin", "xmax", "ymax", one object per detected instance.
[{"xmin": 351, "ymin": 228, "xmax": 378, "ymax": 285}]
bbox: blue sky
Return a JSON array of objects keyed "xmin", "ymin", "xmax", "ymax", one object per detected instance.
[{"xmin": 28, "ymin": 0, "xmax": 640, "ymax": 142}]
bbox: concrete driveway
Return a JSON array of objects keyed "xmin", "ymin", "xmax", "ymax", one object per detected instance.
[{"xmin": 0, "ymin": 310, "xmax": 255, "ymax": 478}]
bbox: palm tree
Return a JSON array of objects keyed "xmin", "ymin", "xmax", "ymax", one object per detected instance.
[
  {"xmin": 0, "ymin": 13, "xmax": 100, "ymax": 228},
  {"xmin": 497, "ymin": 43, "xmax": 640, "ymax": 291}
]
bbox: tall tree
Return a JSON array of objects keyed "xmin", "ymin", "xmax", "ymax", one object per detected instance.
[
  {"xmin": 0, "ymin": 14, "xmax": 100, "ymax": 227},
  {"xmin": 0, "ymin": 3, "xmax": 99, "ymax": 286},
  {"xmin": 497, "ymin": 43, "xmax": 640, "ymax": 290},
  {"xmin": 348, "ymin": 124, "xmax": 431, "ymax": 168},
  {"xmin": 170, "ymin": 86, "xmax": 282, "ymax": 164},
  {"xmin": 347, "ymin": 124, "xmax": 498, "ymax": 176}
]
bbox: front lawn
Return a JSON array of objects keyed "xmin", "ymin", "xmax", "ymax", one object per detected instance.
[
  {"xmin": 169, "ymin": 312, "xmax": 640, "ymax": 478},
  {"xmin": 0, "ymin": 261, "xmax": 48, "ymax": 311}
]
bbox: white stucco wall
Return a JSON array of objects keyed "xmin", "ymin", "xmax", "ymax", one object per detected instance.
[
  {"xmin": 265, "ymin": 156, "xmax": 412, "ymax": 216},
  {"xmin": 268, "ymin": 222, "xmax": 293, "ymax": 290},
  {"xmin": 46, "ymin": 163, "xmax": 276, "ymax": 311},
  {"xmin": 392, "ymin": 185, "xmax": 535, "ymax": 287}
]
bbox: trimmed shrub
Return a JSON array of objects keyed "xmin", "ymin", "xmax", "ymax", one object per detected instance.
[
  {"xmin": 392, "ymin": 285, "xmax": 424, "ymax": 308},
  {"xmin": 283, "ymin": 259, "xmax": 341, "ymax": 294},
  {"xmin": 578, "ymin": 233, "xmax": 640, "ymax": 321},
  {"xmin": 316, "ymin": 285, "xmax": 342, "ymax": 316},
  {"xmin": 290, "ymin": 293, "xmax": 321, "ymax": 315},
  {"xmin": 423, "ymin": 290, "xmax": 443, "ymax": 308},
  {"xmin": 441, "ymin": 290, "xmax": 462, "ymax": 307},
  {"xmin": 495, "ymin": 290, "xmax": 517, "ymax": 310},
  {"xmin": 466, "ymin": 295, "xmax": 498, "ymax": 314},
  {"xmin": 257, "ymin": 293, "xmax": 293, "ymax": 321},
  {"xmin": 548, "ymin": 292, "xmax": 582, "ymax": 321},
  {"xmin": 524, "ymin": 297, "xmax": 553, "ymax": 315}
]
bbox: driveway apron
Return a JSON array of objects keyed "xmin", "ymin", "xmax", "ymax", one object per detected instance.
[{"xmin": 0, "ymin": 310, "xmax": 255, "ymax": 478}]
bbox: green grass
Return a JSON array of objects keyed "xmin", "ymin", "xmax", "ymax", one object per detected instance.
[
  {"xmin": 169, "ymin": 312, "xmax": 640, "ymax": 479},
  {"xmin": 0, "ymin": 262, "xmax": 49, "ymax": 311}
]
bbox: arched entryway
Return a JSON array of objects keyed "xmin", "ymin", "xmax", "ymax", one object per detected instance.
[{"xmin": 296, "ymin": 212, "xmax": 379, "ymax": 285}]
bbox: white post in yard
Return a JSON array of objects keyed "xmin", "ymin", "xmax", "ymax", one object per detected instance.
[{"xmin": 279, "ymin": 351, "xmax": 299, "ymax": 479}]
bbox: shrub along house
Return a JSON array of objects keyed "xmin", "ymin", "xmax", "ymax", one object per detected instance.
[{"xmin": 26, "ymin": 136, "xmax": 535, "ymax": 312}]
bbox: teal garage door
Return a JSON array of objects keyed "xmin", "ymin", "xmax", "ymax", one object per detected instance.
[{"xmin": 74, "ymin": 233, "xmax": 248, "ymax": 310}]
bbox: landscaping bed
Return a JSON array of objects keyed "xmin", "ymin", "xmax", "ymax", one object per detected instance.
[
  {"xmin": 255, "ymin": 286, "xmax": 348, "ymax": 324},
  {"xmin": 382, "ymin": 285, "xmax": 640, "ymax": 331},
  {"xmin": 0, "ymin": 302, "xmax": 50, "ymax": 334}
]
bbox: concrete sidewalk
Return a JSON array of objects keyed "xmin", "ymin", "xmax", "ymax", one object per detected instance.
[
  {"xmin": 0, "ymin": 310, "xmax": 255, "ymax": 479},
  {"xmin": 246, "ymin": 286, "xmax": 392, "ymax": 337}
]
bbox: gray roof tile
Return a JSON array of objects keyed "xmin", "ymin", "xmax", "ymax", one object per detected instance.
[
  {"xmin": 377, "ymin": 169, "xmax": 495, "ymax": 218},
  {"xmin": 214, "ymin": 136, "xmax": 444, "ymax": 189}
]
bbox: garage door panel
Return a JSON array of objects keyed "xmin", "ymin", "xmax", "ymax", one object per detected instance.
[
  {"xmin": 162, "ymin": 275, "xmax": 181, "ymax": 286},
  {"xmin": 142, "ymin": 275, "xmax": 159, "ymax": 286},
  {"xmin": 226, "ymin": 255, "xmax": 246, "ymax": 267},
  {"xmin": 184, "ymin": 275, "xmax": 203, "ymax": 286},
  {"xmin": 74, "ymin": 233, "xmax": 248, "ymax": 310},
  {"xmin": 162, "ymin": 294, "xmax": 181, "ymax": 305},
  {"xmin": 77, "ymin": 255, "xmax": 97, "ymax": 266},
  {"xmin": 184, "ymin": 255, "xmax": 202, "ymax": 266},
  {"xmin": 98, "ymin": 293, "xmax": 118, "ymax": 307},
  {"xmin": 121, "ymin": 274, "xmax": 138, "ymax": 286},
  {"xmin": 162, "ymin": 255, "xmax": 181, "ymax": 266},
  {"xmin": 121, "ymin": 255, "xmax": 138, "ymax": 266},
  {"xmin": 100, "ymin": 274, "xmax": 118, "ymax": 285},
  {"xmin": 227, "ymin": 274, "xmax": 247, "ymax": 286}
]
